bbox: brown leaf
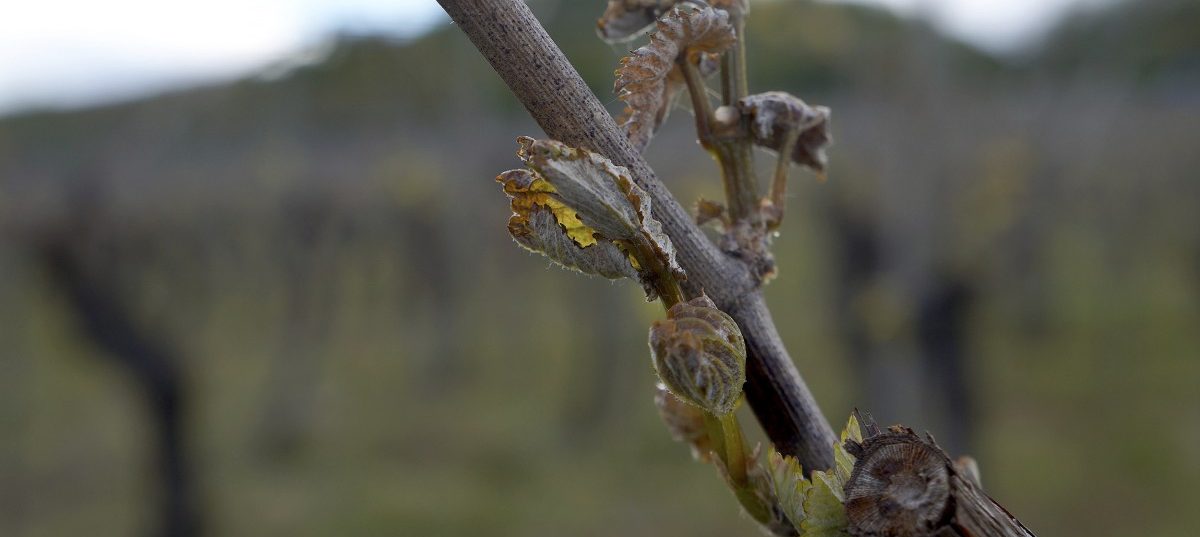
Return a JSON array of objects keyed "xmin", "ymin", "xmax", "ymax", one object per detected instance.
[
  {"xmin": 596, "ymin": 0, "xmax": 683, "ymax": 43},
  {"xmin": 597, "ymin": 0, "xmax": 748, "ymax": 43},
  {"xmin": 738, "ymin": 91, "xmax": 832, "ymax": 172},
  {"xmin": 618, "ymin": 169, "xmax": 686, "ymax": 283},
  {"xmin": 615, "ymin": 7, "xmax": 735, "ymax": 151}
]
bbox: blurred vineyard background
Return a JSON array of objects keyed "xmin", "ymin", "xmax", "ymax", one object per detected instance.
[{"xmin": 2, "ymin": 0, "xmax": 1199, "ymax": 535}]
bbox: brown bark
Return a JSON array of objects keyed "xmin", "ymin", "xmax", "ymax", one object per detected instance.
[
  {"xmin": 435, "ymin": 0, "xmax": 836, "ymax": 473},
  {"xmin": 844, "ymin": 414, "xmax": 1034, "ymax": 537}
]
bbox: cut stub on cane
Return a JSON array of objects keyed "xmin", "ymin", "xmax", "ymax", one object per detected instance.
[{"xmin": 842, "ymin": 413, "xmax": 1035, "ymax": 537}]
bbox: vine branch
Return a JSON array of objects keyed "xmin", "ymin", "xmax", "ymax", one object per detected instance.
[{"xmin": 436, "ymin": 0, "xmax": 836, "ymax": 473}]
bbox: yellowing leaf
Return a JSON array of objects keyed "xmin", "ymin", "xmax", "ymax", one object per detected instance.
[
  {"xmin": 505, "ymin": 205, "xmax": 640, "ymax": 281},
  {"xmin": 498, "ymin": 138, "xmax": 686, "ymax": 298},
  {"xmin": 517, "ymin": 137, "xmax": 640, "ymax": 240},
  {"xmin": 738, "ymin": 91, "xmax": 832, "ymax": 173},
  {"xmin": 499, "ymin": 169, "xmax": 598, "ymax": 248},
  {"xmin": 615, "ymin": 7, "xmax": 735, "ymax": 151}
]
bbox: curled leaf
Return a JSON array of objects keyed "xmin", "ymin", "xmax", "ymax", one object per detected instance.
[
  {"xmin": 620, "ymin": 52, "xmax": 721, "ymax": 153},
  {"xmin": 653, "ymin": 382, "xmax": 713, "ymax": 461},
  {"xmin": 516, "ymin": 137, "xmax": 639, "ymax": 240},
  {"xmin": 649, "ymin": 295, "xmax": 746, "ymax": 415},
  {"xmin": 597, "ymin": 0, "xmax": 683, "ymax": 43},
  {"xmin": 598, "ymin": 0, "xmax": 748, "ymax": 43},
  {"xmin": 615, "ymin": 7, "xmax": 735, "ymax": 151},
  {"xmin": 618, "ymin": 173, "xmax": 686, "ymax": 285},
  {"xmin": 499, "ymin": 137, "xmax": 684, "ymax": 298},
  {"xmin": 498, "ymin": 169, "xmax": 598, "ymax": 248},
  {"xmin": 499, "ymin": 171, "xmax": 640, "ymax": 280},
  {"xmin": 516, "ymin": 137, "xmax": 684, "ymax": 282},
  {"xmin": 738, "ymin": 91, "xmax": 833, "ymax": 172}
]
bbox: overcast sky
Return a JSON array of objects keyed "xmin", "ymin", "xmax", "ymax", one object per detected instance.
[{"xmin": 0, "ymin": 0, "xmax": 1103, "ymax": 116}]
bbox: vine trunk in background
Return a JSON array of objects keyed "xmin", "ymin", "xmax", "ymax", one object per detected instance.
[{"xmin": 437, "ymin": 0, "xmax": 1035, "ymax": 535}]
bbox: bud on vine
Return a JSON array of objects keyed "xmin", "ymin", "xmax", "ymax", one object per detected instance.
[{"xmin": 649, "ymin": 295, "xmax": 746, "ymax": 415}]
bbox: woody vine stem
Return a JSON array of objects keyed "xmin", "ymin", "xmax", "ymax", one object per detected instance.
[
  {"xmin": 434, "ymin": 2, "xmax": 1036, "ymax": 535},
  {"xmin": 435, "ymin": 0, "xmax": 838, "ymax": 476}
]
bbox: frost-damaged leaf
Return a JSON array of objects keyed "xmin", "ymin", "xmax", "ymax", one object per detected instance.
[
  {"xmin": 598, "ymin": 0, "xmax": 748, "ymax": 43},
  {"xmin": 618, "ymin": 53, "xmax": 720, "ymax": 153},
  {"xmin": 503, "ymin": 137, "xmax": 685, "ymax": 296},
  {"xmin": 615, "ymin": 7, "xmax": 735, "ymax": 151},
  {"xmin": 618, "ymin": 168, "xmax": 686, "ymax": 282},
  {"xmin": 516, "ymin": 137, "xmax": 640, "ymax": 241},
  {"xmin": 497, "ymin": 169, "xmax": 598, "ymax": 247},
  {"xmin": 597, "ymin": 0, "xmax": 683, "ymax": 43},
  {"xmin": 768, "ymin": 449, "xmax": 812, "ymax": 531},
  {"xmin": 738, "ymin": 91, "xmax": 833, "ymax": 173},
  {"xmin": 499, "ymin": 170, "xmax": 641, "ymax": 280},
  {"xmin": 802, "ymin": 470, "xmax": 849, "ymax": 537}
]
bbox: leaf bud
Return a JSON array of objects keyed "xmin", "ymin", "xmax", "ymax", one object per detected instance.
[{"xmin": 649, "ymin": 295, "xmax": 746, "ymax": 415}]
